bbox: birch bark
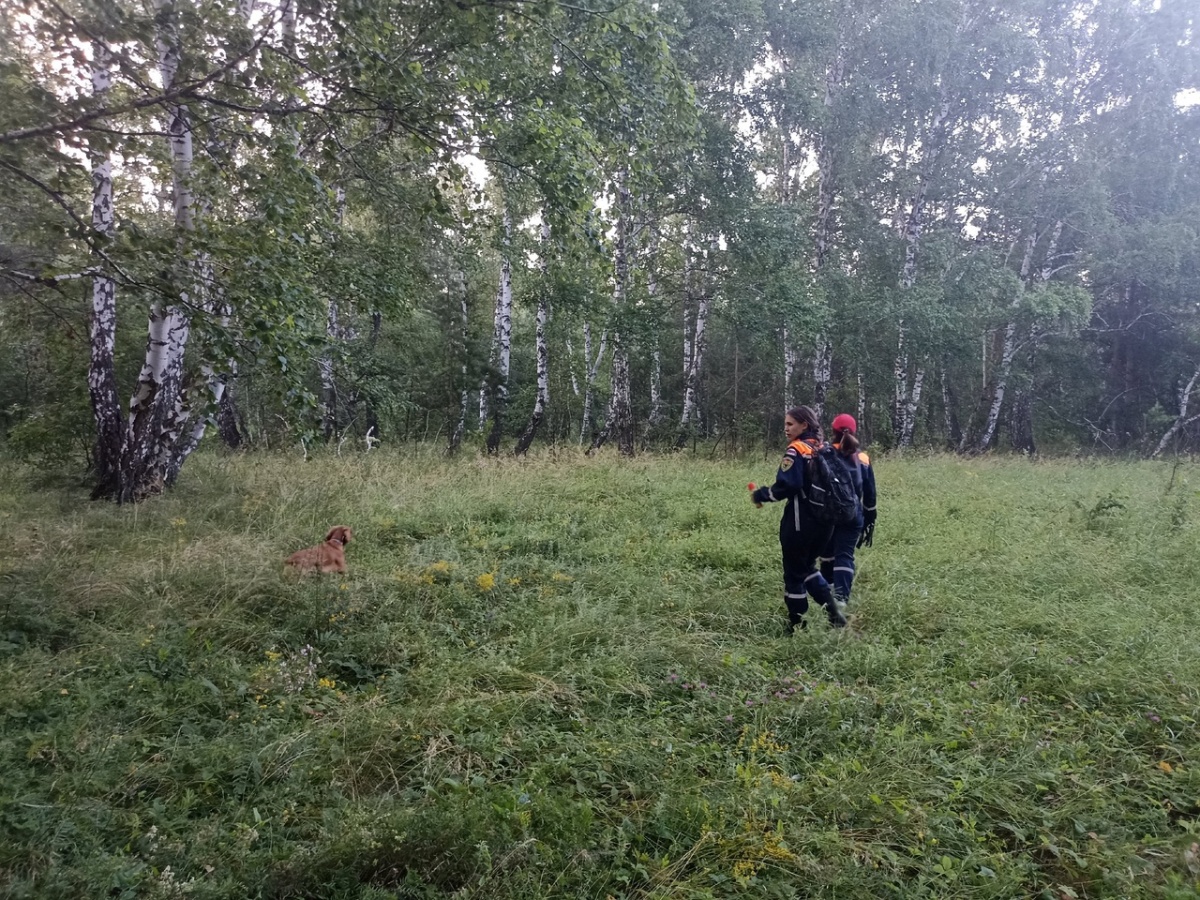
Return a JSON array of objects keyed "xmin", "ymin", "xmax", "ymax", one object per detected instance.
[
  {"xmin": 678, "ymin": 239, "xmax": 709, "ymax": 439},
  {"xmin": 87, "ymin": 41, "xmax": 122, "ymax": 498},
  {"xmin": 1151, "ymin": 362, "xmax": 1200, "ymax": 458},
  {"xmin": 578, "ymin": 322, "xmax": 607, "ymax": 444},
  {"xmin": 485, "ymin": 209, "xmax": 513, "ymax": 453},
  {"xmin": 591, "ymin": 173, "xmax": 634, "ymax": 455},
  {"xmin": 120, "ymin": 0, "xmax": 197, "ymax": 500},
  {"xmin": 448, "ymin": 262, "xmax": 470, "ymax": 455},
  {"xmin": 515, "ymin": 221, "xmax": 552, "ymax": 455}
]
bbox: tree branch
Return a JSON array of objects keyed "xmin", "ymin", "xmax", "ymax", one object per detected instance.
[{"xmin": 0, "ymin": 25, "xmax": 273, "ymax": 146}]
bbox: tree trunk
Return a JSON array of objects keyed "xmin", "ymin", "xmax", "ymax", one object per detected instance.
[
  {"xmin": 117, "ymin": 0, "xmax": 199, "ymax": 501},
  {"xmin": 566, "ymin": 336, "xmax": 581, "ymax": 399},
  {"xmin": 484, "ymin": 209, "xmax": 513, "ymax": 453},
  {"xmin": 648, "ymin": 342, "xmax": 664, "ymax": 429},
  {"xmin": 1008, "ymin": 372, "xmax": 1036, "ymax": 455},
  {"xmin": 811, "ymin": 337, "xmax": 832, "ymax": 423},
  {"xmin": 941, "ymin": 370, "xmax": 962, "ymax": 449},
  {"xmin": 319, "ymin": 299, "xmax": 340, "ymax": 438},
  {"xmin": 1150, "ymin": 361, "xmax": 1200, "ymax": 458},
  {"xmin": 87, "ymin": 41, "xmax": 122, "ymax": 499},
  {"xmin": 646, "ymin": 227, "xmax": 665, "ymax": 431},
  {"xmin": 976, "ymin": 225, "xmax": 1046, "ymax": 452},
  {"xmin": 591, "ymin": 172, "xmax": 634, "ymax": 456},
  {"xmin": 515, "ymin": 222, "xmax": 552, "ymax": 456},
  {"xmin": 782, "ymin": 327, "xmax": 797, "ymax": 415},
  {"xmin": 681, "ymin": 240, "xmax": 694, "ymax": 381},
  {"xmin": 974, "ymin": 222, "xmax": 1060, "ymax": 453},
  {"xmin": 216, "ymin": 378, "xmax": 243, "ymax": 449},
  {"xmin": 901, "ymin": 366, "xmax": 925, "ymax": 447},
  {"xmin": 677, "ymin": 243, "xmax": 708, "ymax": 443},
  {"xmin": 579, "ymin": 321, "xmax": 607, "ymax": 444},
  {"xmin": 448, "ymin": 264, "xmax": 469, "ymax": 455},
  {"xmin": 856, "ymin": 371, "xmax": 866, "ymax": 438},
  {"xmin": 320, "ymin": 185, "xmax": 347, "ymax": 439},
  {"xmin": 892, "ymin": 321, "xmax": 909, "ymax": 442}
]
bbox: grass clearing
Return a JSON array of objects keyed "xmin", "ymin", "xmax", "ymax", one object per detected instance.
[{"xmin": 1, "ymin": 449, "xmax": 1198, "ymax": 899}]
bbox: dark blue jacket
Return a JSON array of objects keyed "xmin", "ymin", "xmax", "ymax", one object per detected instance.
[{"xmin": 752, "ymin": 436, "xmax": 824, "ymax": 534}]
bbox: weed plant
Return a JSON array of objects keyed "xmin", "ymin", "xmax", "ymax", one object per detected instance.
[{"xmin": 1, "ymin": 449, "xmax": 1198, "ymax": 899}]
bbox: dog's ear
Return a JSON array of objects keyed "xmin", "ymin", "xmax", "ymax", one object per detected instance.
[{"xmin": 326, "ymin": 525, "xmax": 352, "ymax": 544}]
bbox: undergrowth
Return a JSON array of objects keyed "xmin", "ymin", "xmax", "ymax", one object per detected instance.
[{"xmin": 1, "ymin": 448, "xmax": 1198, "ymax": 899}]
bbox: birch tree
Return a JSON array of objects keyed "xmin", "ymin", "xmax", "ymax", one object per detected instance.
[
  {"xmin": 482, "ymin": 208, "xmax": 514, "ymax": 454},
  {"xmin": 87, "ymin": 40, "xmax": 122, "ymax": 497},
  {"xmin": 590, "ymin": 172, "xmax": 634, "ymax": 456},
  {"xmin": 514, "ymin": 221, "xmax": 552, "ymax": 456}
]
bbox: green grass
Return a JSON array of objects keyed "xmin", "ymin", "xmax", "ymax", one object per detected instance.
[{"xmin": 1, "ymin": 448, "xmax": 1198, "ymax": 899}]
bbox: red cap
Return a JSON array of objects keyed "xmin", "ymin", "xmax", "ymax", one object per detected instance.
[{"xmin": 831, "ymin": 413, "xmax": 857, "ymax": 434}]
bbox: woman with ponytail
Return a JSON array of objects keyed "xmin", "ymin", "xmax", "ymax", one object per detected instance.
[{"xmin": 818, "ymin": 413, "xmax": 877, "ymax": 607}]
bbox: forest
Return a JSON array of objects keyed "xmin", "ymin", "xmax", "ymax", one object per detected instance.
[{"xmin": 1, "ymin": 0, "xmax": 1198, "ymax": 499}]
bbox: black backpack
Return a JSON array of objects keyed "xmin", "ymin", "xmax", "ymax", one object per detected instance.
[{"xmin": 804, "ymin": 444, "xmax": 860, "ymax": 525}]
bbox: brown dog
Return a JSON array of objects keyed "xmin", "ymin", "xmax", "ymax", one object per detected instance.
[{"xmin": 284, "ymin": 526, "xmax": 353, "ymax": 574}]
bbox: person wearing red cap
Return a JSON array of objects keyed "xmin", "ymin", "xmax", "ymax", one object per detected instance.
[
  {"xmin": 819, "ymin": 413, "xmax": 877, "ymax": 607},
  {"xmin": 750, "ymin": 405, "xmax": 847, "ymax": 632}
]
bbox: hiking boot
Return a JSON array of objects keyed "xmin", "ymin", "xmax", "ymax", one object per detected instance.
[{"xmin": 826, "ymin": 601, "xmax": 847, "ymax": 628}]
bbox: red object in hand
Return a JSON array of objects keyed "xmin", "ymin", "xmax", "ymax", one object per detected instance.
[{"xmin": 748, "ymin": 482, "xmax": 762, "ymax": 508}]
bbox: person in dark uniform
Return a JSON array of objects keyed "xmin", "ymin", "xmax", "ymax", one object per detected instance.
[
  {"xmin": 751, "ymin": 405, "xmax": 847, "ymax": 632},
  {"xmin": 819, "ymin": 413, "xmax": 877, "ymax": 606}
]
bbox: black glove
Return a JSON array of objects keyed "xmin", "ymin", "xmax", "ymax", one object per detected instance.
[
  {"xmin": 856, "ymin": 521, "xmax": 875, "ymax": 549},
  {"xmin": 751, "ymin": 486, "xmax": 768, "ymax": 505}
]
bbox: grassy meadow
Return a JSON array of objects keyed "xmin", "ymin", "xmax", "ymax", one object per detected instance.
[{"xmin": 1, "ymin": 449, "xmax": 1199, "ymax": 899}]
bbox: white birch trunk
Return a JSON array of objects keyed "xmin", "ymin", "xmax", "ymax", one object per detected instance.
[
  {"xmin": 449, "ymin": 263, "xmax": 469, "ymax": 453},
  {"xmin": 977, "ymin": 228, "xmax": 1038, "ymax": 451},
  {"xmin": 682, "ymin": 245, "xmax": 694, "ymax": 380},
  {"xmin": 646, "ymin": 227, "xmax": 664, "ymax": 429},
  {"xmin": 478, "ymin": 213, "xmax": 510, "ymax": 429},
  {"xmin": 1151, "ymin": 362, "xmax": 1200, "ymax": 458},
  {"xmin": 679, "ymin": 284, "xmax": 708, "ymax": 430},
  {"xmin": 902, "ymin": 367, "xmax": 925, "ymax": 447},
  {"xmin": 811, "ymin": 337, "xmax": 832, "ymax": 423},
  {"xmin": 782, "ymin": 327, "xmax": 797, "ymax": 415},
  {"xmin": 122, "ymin": 0, "xmax": 197, "ymax": 499},
  {"xmin": 579, "ymin": 322, "xmax": 607, "ymax": 444},
  {"xmin": 679, "ymin": 236, "xmax": 710, "ymax": 433},
  {"xmin": 892, "ymin": 321, "xmax": 908, "ymax": 439},
  {"xmin": 515, "ymin": 221, "xmax": 552, "ymax": 455},
  {"xmin": 592, "ymin": 173, "xmax": 633, "ymax": 455},
  {"xmin": 649, "ymin": 343, "xmax": 663, "ymax": 427},
  {"xmin": 484, "ymin": 209, "xmax": 513, "ymax": 452},
  {"xmin": 856, "ymin": 372, "xmax": 866, "ymax": 433},
  {"xmin": 566, "ymin": 337, "xmax": 581, "ymax": 398},
  {"xmin": 87, "ymin": 41, "xmax": 122, "ymax": 495}
]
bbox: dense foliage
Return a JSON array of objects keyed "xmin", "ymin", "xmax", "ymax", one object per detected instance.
[{"xmin": 0, "ymin": 0, "xmax": 1198, "ymax": 493}]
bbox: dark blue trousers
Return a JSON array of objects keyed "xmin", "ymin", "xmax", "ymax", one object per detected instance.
[
  {"xmin": 820, "ymin": 517, "xmax": 861, "ymax": 603},
  {"xmin": 781, "ymin": 520, "xmax": 835, "ymax": 625}
]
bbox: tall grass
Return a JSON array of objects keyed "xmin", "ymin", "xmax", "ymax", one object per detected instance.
[{"xmin": 1, "ymin": 449, "xmax": 1198, "ymax": 899}]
